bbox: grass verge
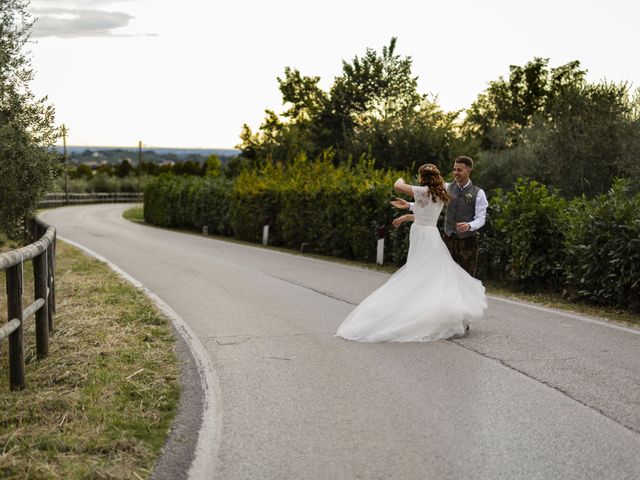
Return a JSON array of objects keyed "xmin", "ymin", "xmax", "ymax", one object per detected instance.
[
  {"xmin": 0, "ymin": 240, "xmax": 180, "ymax": 479},
  {"xmin": 122, "ymin": 207, "xmax": 640, "ymax": 328},
  {"xmin": 122, "ymin": 206, "xmax": 144, "ymax": 224}
]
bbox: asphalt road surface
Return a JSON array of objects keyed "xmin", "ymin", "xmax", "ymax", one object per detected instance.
[{"xmin": 42, "ymin": 204, "xmax": 640, "ymax": 480}]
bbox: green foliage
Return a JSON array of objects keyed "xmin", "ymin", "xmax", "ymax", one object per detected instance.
[
  {"xmin": 530, "ymin": 82, "xmax": 640, "ymax": 197},
  {"xmin": 468, "ymin": 59, "xmax": 640, "ymax": 198},
  {"xmin": 145, "ymin": 155, "xmax": 405, "ymax": 263},
  {"xmin": 114, "ymin": 158, "xmax": 133, "ymax": 177},
  {"xmin": 563, "ymin": 180, "xmax": 640, "ymax": 311},
  {"xmin": 203, "ymin": 154, "xmax": 222, "ymax": 177},
  {"xmin": 53, "ymin": 173, "xmax": 147, "ymax": 193},
  {"xmin": 464, "ymin": 58, "xmax": 587, "ymax": 150},
  {"xmin": 480, "ymin": 179, "xmax": 567, "ymax": 290},
  {"xmin": 0, "ymin": 0, "xmax": 59, "ymax": 238},
  {"xmin": 238, "ymin": 38, "xmax": 455, "ymax": 171},
  {"xmin": 70, "ymin": 163, "xmax": 93, "ymax": 180},
  {"xmin": 143, "ymin": 175, "xmax": 231, "ymax": 234}
]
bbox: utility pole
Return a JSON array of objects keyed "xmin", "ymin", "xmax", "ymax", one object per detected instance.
[
  {"xmin": 62, "ymin": 125, "xmax": 69, "ymax": 205},
  {"xmin": 137, "ymin": 140, "xmax": 142, "ymax": 198}
]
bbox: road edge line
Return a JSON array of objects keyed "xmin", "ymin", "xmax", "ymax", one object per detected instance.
[{"xmin": 488, "ymin": 294, "xmax": 640, "ymax": 335}]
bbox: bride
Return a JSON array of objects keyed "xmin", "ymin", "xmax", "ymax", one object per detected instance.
[{"xmin": 336, "ymin": 164, "xmax": 487, "ymax": 342}]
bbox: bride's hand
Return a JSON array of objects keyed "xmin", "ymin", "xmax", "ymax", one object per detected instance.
[
  {"xmin": 392, "ymin": 215, "xmax": 406, "ymax": 228},
  {"xmin": 394, "ymin": 178, "xmax": 405, "ymax": 189},
  {"xmin": 390, "ymin": 197, "xmax": 410, "ymax": 210}
]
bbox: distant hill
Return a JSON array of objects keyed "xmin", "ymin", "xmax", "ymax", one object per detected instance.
[{"xmin": 57, "ymin": 146, "xmax": 240, "ymax": 158}]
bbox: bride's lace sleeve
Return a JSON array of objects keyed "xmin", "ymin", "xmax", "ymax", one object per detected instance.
[{"xmin": 411, "ymin": 186, "xmax": 431, "ymax": 207}]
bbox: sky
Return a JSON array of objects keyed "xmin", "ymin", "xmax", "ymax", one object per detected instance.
[{"xmin": 27, "ymin": 0, "xmax": 640, "ymax": 149}]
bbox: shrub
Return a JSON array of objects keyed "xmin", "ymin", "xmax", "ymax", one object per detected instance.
[
  {"xmin": 564, "ymin": 179, "xmax": 640, "ymax": 311},
  {"xmin": 480, "ymin": 179, "xmax": 567, "ymax": 290}
]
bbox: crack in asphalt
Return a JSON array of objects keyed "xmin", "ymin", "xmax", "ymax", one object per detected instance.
[
  {"xmin": 269, "ymin": 275, "xmax": 358, "ymax": 305},
  {"xmin": 449, "ymin": 338, "xmax": 640, "ymax": 437},
  {"xmin": 210, "ymin": 268, "xmax": 640, "ymax": 438}
]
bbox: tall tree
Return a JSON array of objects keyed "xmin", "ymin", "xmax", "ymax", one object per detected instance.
[
  {"xmin": 238, "ymin": 38, "xmax": 455, "ymax": 170},
  {"xmin": 0, "ymin": 0, "xmax": 59, "ymax": 238},
  {"xmin": 463, "ymin": 58, "xmax": 586, "ymax": 150}
]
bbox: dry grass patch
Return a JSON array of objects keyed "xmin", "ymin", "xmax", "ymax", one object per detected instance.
[{"xmin": 0, "ymin": 241, "xmax": 180, "ymax": 479}]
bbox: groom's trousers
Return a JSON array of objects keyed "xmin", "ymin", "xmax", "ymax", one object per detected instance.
[{"xmin": 442, "ymin": 233, "xmax": 479, "ymax": 277}]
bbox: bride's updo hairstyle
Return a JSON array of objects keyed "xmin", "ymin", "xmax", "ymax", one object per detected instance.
[{"xmin": 418, "ymin": 163, "xmax": 449, "ymax": 204}]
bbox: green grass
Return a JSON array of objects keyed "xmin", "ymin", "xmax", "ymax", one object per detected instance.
[
  {"xmin": 121, "ymin": 205, "xmax": 144, "ymax": 224},
  {"xmin": 0, "ymin": 241, "xmax": 180, "ymax": 479}
]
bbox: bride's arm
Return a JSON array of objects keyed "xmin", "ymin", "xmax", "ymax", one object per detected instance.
[
  {"xmin": 394, "ymin": 178, "xmax": 415, "ymax": 197},
  {"xmin": 392, "ymin": 214, "xmax": 414, "ymax": 228}
]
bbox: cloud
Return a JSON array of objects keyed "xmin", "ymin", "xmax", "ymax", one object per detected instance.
[{"xmin": 31, "ymin": 7, "xmax": 152, "ymax": 38}]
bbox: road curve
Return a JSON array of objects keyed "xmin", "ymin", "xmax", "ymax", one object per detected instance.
[{"xmin": 42, "ymin": 204, "xmax": 640, "ymax": 480}]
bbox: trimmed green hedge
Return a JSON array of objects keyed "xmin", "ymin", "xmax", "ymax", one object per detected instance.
[
  {"xmin": 144, "ymin": 163, "xmax": 640, "ymax": 312},
  {"xmin": 144, "ymin": 157, "xmax": 409, "ymax": 264},
  {"xmin": 143, "ymin": 175, "xmax": 231, "ymax": 233}
]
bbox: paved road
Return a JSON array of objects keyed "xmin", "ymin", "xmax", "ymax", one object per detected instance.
[{"xmin": 42, "ymin": 204, "xmax": 640, "ymax": 480}]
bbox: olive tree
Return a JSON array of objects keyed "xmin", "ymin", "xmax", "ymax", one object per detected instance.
[{"xmin": 0, "ymin": 0, "xmax": 60, "ymax": 238}]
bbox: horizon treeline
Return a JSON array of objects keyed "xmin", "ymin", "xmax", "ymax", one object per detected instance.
[{"xmin": 236, "ymin": 38, "xmax": 640, "ymax": 198}]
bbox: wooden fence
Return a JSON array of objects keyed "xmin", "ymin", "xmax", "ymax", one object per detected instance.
[
  {"xmin": 0, "ymin": 219, "xmax": 56, "ymax": 391},
  {"xmin": 39, "ymin": 192, "xmax": 143, "ymax": 208}
]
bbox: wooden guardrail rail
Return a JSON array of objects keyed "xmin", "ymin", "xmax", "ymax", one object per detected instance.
[
  {"xmin": 39, "ymin": 192, "xmax": 143, "ymax": 208},
  {"xmin": 1, "ymin": 219, "xmax": 56, "ymax": 391}
]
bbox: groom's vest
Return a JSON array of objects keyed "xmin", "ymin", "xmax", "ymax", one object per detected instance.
[{"xmin": 444, "ymin": 182, "xmax": 481, "ymax": 239}]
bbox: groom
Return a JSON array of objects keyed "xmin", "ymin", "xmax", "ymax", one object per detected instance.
[{"xmin": 393, "ymin": 156, "xmax": 488, "ymax": 277}]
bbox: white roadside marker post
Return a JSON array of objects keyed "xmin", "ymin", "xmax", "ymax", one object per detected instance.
[{"xmin": 376, "ymin": 225, "xmax": 385, "ymax": 266}]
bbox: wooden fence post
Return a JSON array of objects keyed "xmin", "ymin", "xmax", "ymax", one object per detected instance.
[
  {"xmin": 33, "ymin": 250, "xmax": 49, "ymax": 359},
  {"xmin": 6, "ymin": 264, "xmax": 25, "ymax": 390},
  {"xmin": 47, "ymin": 238, "xmax": 56, "ymax": 330}
]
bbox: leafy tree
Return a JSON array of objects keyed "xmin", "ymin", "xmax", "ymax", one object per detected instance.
[
  {"xmin": 71, "ymin": 163, "xmax": 94, "ymax": 180},
  {"xmin": 202, "ymin": 154, "xmax": 222, "ymax": 177},
  {"xmin": 531, "ymin": 81, "xmax": 640, "ymax": 197},
  {"xmin": 474, "ymin": 80, "xmax": 640, "ymax": 197},
  {"xmin": 463, "ymin": 58, "xmax": 586, "ymax": 150},
  {"xmin": 238, "ymin": 38, "xmax": 455, "ymax": 170},
  {"xmin": 172, "ymin": 160, "xmax": 201, "ymax": 176},
  {"xmin": 96, "ymin": 163, "xmax": 114, "ymax": 176},
  {"xmin": 114, "ymin": 159, "xmax": 133, "ymax": 177},
  {"xmin": 0, "ymin": 0, "xmax": 59, "ymax": 237}
]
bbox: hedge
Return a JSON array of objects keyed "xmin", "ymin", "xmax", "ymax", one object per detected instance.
[{"xmin": 144, "ymin": 163, "xmax": 640, "ymax": 312}]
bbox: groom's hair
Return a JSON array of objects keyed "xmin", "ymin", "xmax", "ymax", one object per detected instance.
[{"xmin": 454, "ymin": 156, "xmax": 474, "ymax": 169}]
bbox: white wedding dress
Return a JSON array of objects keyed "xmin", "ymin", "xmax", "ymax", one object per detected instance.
[{"xmin": 337, "ymin": 185, "xmax": 487, "ymax": 342}]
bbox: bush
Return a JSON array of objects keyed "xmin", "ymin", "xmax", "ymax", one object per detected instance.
[
  {"xmin": 480, "ymin": 179, "xmax": 567, "ymax": 290},
  {"xmin": 145, "ymin": 155, "xmax": 405, "ymax": 263},
  {"xmin": 564, "ymin": 180, "xmax": 640, "ymax": 311},
  {"xmin": 144, "ymin": 175, "xmax": 230, "ymax": 233}
]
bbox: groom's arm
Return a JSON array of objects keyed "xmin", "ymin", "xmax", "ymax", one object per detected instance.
[{"xmin": 467, "ymin": 189, "xmax": 488, "ymax": 231}]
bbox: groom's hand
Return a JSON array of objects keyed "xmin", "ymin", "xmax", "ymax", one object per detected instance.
[
  {"xmin": 390, "ymin": 197, "xmax": 409, "ymax": 209},
  {"xmin": 456, "ymin": 222, "xmax": 471, "ymax": 233}
]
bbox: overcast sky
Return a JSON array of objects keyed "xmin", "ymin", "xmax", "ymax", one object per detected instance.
[{"xmin": 27, "ymin": 0, "xmax": 640, "ymax": 149}]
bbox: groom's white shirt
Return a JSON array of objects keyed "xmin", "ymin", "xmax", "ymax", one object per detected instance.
[{"xmin": 408, "ymin": 181, "xmax": 488, "ymax": 232}]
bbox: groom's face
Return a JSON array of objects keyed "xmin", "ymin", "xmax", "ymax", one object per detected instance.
[{"xmin": 453, "ymin": 162, "xmax": 471, "ymax": 185}]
